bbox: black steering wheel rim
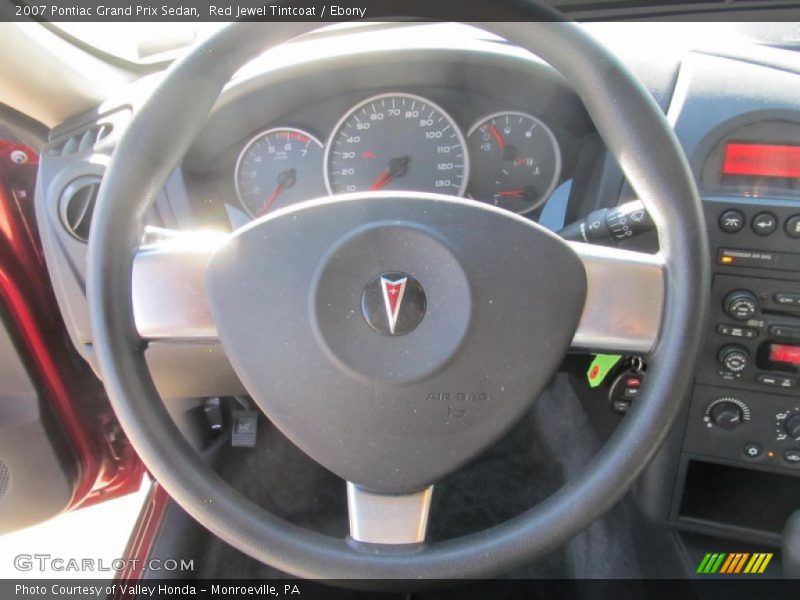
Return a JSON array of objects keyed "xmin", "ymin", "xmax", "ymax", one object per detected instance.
[{"xmin": 88, "ymin": 13, "xmax": 709, "ymax": 580}]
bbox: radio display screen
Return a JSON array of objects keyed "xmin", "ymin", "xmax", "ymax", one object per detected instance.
[
  {"xmin": 723, "ymin": 143, "xmax": 800, "ymax": 179},
  {"xmin": 768, "ymin": 343, "xmax": 800, "ymax": 367}
]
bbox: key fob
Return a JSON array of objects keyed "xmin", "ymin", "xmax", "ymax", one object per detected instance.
[{"xmin": 608, "ymin": 368, "xmax": 644, "ymax": 414}]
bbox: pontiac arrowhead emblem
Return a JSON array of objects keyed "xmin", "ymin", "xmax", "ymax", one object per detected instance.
[
  {"xmin": 380, "ymin": 276, "xmax": 408, "ymax": 334},
  {"xmin": 361, "ymin": 272, "xmax": 426, "ymax": 336}
]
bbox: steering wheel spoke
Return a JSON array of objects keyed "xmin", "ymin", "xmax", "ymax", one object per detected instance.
[
  {"xmin": 132, "ymin": 232, "xmax": 665, "ymax": 360},
  {"xmin": 132, "ymin": 228, "xmax": 224, "ymax": 340},
  {"xmin": 347, "ymin": 483, "xmax": 433, "ymax": 546},
  {"xmin": 568, "ymin": 242, "xmax": 665, "ymax": 356}
]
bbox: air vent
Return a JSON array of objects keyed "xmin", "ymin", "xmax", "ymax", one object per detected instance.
[
  {"xmin": 47, "ymin": 123, "xmax": 113, "ymax": 157},
  {"xmin": 59, "ymin": 176, "xmax": 102, "ymax": 242},
  {"xmin": 0, "ymin": 460, "xmax": 10, "ymax": 502}
]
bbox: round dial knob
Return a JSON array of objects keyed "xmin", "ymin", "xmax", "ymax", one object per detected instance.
[
  {"xmin": 718, "ymin": 345, "xmax": 751, "ymax": 373},
  {"xmin": 710, "ymin": 401, "xmax": 744, "ymax": 430},
  {"xmin": 723, "ymin": 290, "xmax": 758, "ymax": 321},
  {"xmin": 785, "ymin": 414, "xmax": 800, "ymax": 440}
]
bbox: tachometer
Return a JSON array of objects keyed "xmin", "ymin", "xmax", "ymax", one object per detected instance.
[
  {"xmin": 235, "ymin": 127, "xmax": 326, "ymax": 218},
  {"xmin": 325, "ymin": 93, "xmax": 468, "ymax": 196},
  {"xmin": 467, "ymin": 112, "xmax": 561, "ymax": 214}
]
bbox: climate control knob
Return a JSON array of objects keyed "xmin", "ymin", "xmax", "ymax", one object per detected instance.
[
  {"xmin": 785, "ymin": 415, "xmax": 800, "ymax": 440},
  {"xmin": 710, "ymin": 401, "xmax": 744, "ymax": 430},
  {"xmin": 718, "ymin": 345, "xmax": 750, "ymax": 373},
  {"xmin": 723, "ymin": 290, "xmax": 758, "ymax": 321},
  {"xmin": 705, "ymin": 397, "xmax": 750, "ymax": 431}
]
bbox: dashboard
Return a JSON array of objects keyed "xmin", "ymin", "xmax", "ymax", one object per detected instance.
[
  {"xmin": 175, "ymin": 36, "xmax": 592, "ymax": 232},
  {"xmin": 189, "ymin": 83, "xmax": 585, "ymax": 230},
  {"xmin": 226, "ymin": 91, "xmax": 564, "ymax": 219},
  {"xmin": 29, "ymin": 22, "xmax": 800, "ymax": 558}
]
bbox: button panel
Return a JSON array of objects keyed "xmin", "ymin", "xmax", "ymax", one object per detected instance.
[
  {"xmin": 713, "ymin": 202, "xmax": 800, "ymax": 244},
  {"xmin": 686, "ymin": 385, "xmax": 800, "ymax": 472},
  {"xmin": 698, "ymin": 273, "xmax": 800, "ymax": 394},
  {"xmin": 691, "ymin": 199, "xmax": 800, "ymax": 474}
]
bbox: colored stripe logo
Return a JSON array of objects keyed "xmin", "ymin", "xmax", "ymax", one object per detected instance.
[{"xmin": 697, "ymin": 553, "xmax": 772, "ymax": 574}]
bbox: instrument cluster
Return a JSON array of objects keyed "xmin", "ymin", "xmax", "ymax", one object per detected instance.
[{"xmin": 233, "ymin": 91, "xmax": 562, "ymax": 219}]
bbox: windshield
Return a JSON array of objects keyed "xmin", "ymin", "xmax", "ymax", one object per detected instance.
[
  {"xmin": 48, "ymin": 20, "xmax": 798, "ymax": 66},
  {"xmin": 51, "ymin": 23, "xmax": 226, "ymax": 63}
]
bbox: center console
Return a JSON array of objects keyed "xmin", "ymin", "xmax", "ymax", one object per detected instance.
[
  {"xmin": 687, "ymin": 198, "xmax": 800, "ymax": 473},
  {"xmin": 668, "ymin": 195, "xmax": 800, "ymax": 545},
  {"xmin": 632, "ymin": 49, "xmax": 800, "ymax": 546}
]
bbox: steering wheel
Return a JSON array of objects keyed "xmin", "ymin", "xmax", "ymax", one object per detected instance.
[{"xmin": 87, "ymin": 11, "xmax": 708, "ymax": 581}]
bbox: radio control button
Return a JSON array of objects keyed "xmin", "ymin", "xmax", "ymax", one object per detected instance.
[
  {"xmin": 768, "ymin": 324, "xmax": 800, "ymax": 339},
  {"xmin": 774, "ymin": 293, "xmax": 800, "ymax": 307},
  {"xmin": 719, "ymin": 210, "xmax": 745, "ymax": 233},
  {"xmin": 723, "ymin": 290, "xmax": 758, "ymax": 321},
  {"xmin": 757, "ymin": 374, "xmax": 797, "ymax": 388},
  {"xmin": 718, "ymin": 345, "xmax": 750, "ymax": 373},
  {"xmin": 752, "ymin": 212, "xmax": 778, "ymax": 235},
  {"xmin": 786, "ymin": 215, "xmax": 800, "ymax": 239},
  {"xmin": 717, "ymin": 324, "xmax": 758, "ymax": 339}
]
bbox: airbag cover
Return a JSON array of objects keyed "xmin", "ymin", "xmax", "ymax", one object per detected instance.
[{"xmin": 206, "ymin": 192, "xmax": 586, "ymax": 493}]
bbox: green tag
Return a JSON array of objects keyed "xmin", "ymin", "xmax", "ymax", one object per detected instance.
[{"xmin": 587, "ymin": 354, "xmax": 622, "ymax": 388}]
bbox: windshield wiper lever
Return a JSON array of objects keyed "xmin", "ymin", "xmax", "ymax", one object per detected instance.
[{"xmin": 558, "ymin": 200, "xmax": 653, "ymax": 246}]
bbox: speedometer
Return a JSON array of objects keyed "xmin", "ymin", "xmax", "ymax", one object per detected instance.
[{"xmin": 325, "ymin": 93, "xmax": 468, "ymax": 196}]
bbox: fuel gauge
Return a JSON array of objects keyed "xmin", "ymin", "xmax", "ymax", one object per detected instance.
[{"xmin": 467, "ymin": 112, "xmax": 561, "ymax": 214}]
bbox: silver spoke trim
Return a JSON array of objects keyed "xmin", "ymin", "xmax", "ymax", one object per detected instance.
[
  {"xmin": 569, "ymin": 242, "xmax": 664, "ymax": 355},
  {"xmin": 132, "ymin": 232, "xmax": 664, "ymax": 357},
  {"xmin": 347, "ymin": 482, "xmax": 433, "ymax": 545},
  {"xmin": 133, "ymin": 229, "xmax": 225, "ymax": 340}
]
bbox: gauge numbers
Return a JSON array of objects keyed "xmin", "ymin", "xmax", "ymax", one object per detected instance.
[
  {"xmin": 467, "ymin": 111, "xmax": 561, "ymax": 214},
  {"xmin": 325, "ymin": 93, "xmax": 468, "ymax": 196},
  {"xmin": 235, "ymin": 127, "xmax": 326, "ymax": 218}
]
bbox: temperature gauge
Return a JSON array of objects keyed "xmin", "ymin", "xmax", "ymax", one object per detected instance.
[{"xmin": 466, "ymin": 111, "xmax": 561, "ymax": 214}]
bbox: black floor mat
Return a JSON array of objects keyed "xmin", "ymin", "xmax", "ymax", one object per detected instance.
[{"xmin": 197, "ymin": 374, "xmax": 641, "ymax": 581}]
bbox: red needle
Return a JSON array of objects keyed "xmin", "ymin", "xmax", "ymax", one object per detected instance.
[
  {"xmin": 489, "ymin": 125, "xmax": 506, "ymax": 150},
  {"xmin": 497, "ymin": 189, "xmax": 525, "ymax": 197},
  {"xmin": 370, "ymin": 156, "xmax": 410, "ymax": 191},
  {"xmin": 370, "ymin": 170, "xmax": 394, "ymax": 191},
  {"xmin": 259, "ymin": 168, "xmax": 296, "ymax": 216},
  {"xmin": 259, "ymin": 186, "xmax": 283, "ymax": 216}
]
